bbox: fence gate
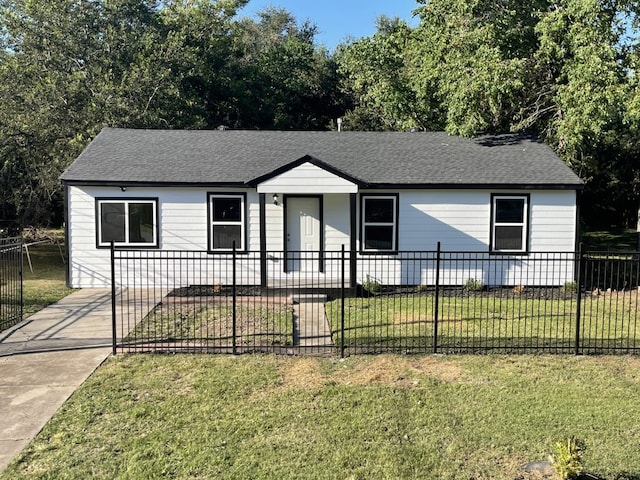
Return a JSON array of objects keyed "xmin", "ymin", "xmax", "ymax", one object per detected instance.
[{"xmin": 0, "ymin": 236, "xmax": 23, "ymax": 332}]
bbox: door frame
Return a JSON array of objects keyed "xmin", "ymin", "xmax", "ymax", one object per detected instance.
[{"xmin": 283, "ymin": 194, "xmax": 324, "ymax": 273}]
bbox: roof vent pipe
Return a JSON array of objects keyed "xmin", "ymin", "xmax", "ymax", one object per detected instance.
[{"xmin": 337, "ymin": 118, "xmax": 342, "ymax": 132}]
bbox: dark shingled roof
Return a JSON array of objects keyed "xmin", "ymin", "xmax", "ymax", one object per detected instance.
[{"xmin": 60, "ymin": 128, "xmax": 583, "ymax": 189}]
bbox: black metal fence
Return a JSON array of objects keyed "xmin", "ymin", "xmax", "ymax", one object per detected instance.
[
  {"xmin": 1, "ymin": 236, "xmax": 23, "ymax": 332},
  {"xmin": 111, "ymin": 245, "xmax": 640, "ymax": 356}
]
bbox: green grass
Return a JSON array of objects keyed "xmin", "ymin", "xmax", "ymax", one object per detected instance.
[
  {"xmin": 581, "ymin": 229, "xmax": 639, "ymax": 251},
  {"xmin": 22, "ymin": 242, "xmax": 74, "ymax": 318},
  {"xmin": 327, "ymin": 291, "xmax": 640, "ymax": 352},
  {"xmin": 3, "ymin": 354, "xmax": 640, "ymax": 479},
  {"xmin": 126, "ymin": 299, "xmax": 294, "ymax": 348},
  {"xmin": 2, "ymin": 239, "xmax": 73, "ymax": 326}
]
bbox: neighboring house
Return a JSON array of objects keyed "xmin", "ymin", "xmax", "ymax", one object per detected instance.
[{"xmin": 61, "ymin": 128, "xmax": 583, "ymax": 288}]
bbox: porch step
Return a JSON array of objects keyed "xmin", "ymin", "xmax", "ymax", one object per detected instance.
[{"xmin": 292, "ymin": 293, "xmax": 328, "ymax": 304}]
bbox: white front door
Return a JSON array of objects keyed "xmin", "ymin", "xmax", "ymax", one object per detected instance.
[{"xmin": 286, "ymin": 197, "xmax": 320, "ymax": 272}]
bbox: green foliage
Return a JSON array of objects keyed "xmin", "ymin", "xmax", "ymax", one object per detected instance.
[
  {"xmin": 464, "ymin": 278, "xmax": 484, "ymax": 292},
  {"xmin": 563, "ymin": 281, "xmax": 577, "ymax": 294},
  {"xmin": 336, "ymin": 0, "xmax": 640, "ymax": 227},
  {"xmin": 0, "ymin": 0, "xmax": 342, "ymax": 227},
  {"xmin": 336, "ymin": 16, "xmax": 434, "ymax": 131},
  {"xmin": 551, "ymin": 436, "xmax": 586, "ymax": 480},
  {"xmin": 362, "ymin": 276, "xmax": 382, "ymax": 294},
  {"xmin": 4, "ymin": 0, "xmax": 640, "ymax": 229}
]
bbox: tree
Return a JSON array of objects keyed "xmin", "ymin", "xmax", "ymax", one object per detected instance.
[
  {"xmin": 338, "ymin": 0, "xmax": 640, "ymax": 226},
  {"xmin": 0, "ymin": 0, "xmax": 346, "ymax": 226},
  {"xmin": 231, "ymin": 7, "xmax": 344, "ymax": 129},
  {"xmin": 336, "ymin": 16, "xmax": 437, "ymax": 131}
]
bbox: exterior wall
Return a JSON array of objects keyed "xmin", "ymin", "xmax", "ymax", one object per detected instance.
[
  {"xmin": 355, "ymin": 189, "xmax": 578, "ymax": 286},
  {"xmin": 67, "ymin": 186, "xmax": 260, "ymax": 288},
  {"xmin": 68, "ymin": 186, "xmax": 577, "ymax": 288}
]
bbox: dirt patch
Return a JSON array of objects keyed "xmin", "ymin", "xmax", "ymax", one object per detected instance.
[
  {"xmin": 406, "ymin": 356, "xmax": 466, "ymax": 383},
  {"xmin": 265, "ymin": 355, "xmax": 466, "ymax": 395},
  {"xmin": 392, "ymin": 312, "xmax": 429, "ymax": 325},
  {"xmin": 273, "ymin": 357, "xmax": 327, "ymax": 391}
]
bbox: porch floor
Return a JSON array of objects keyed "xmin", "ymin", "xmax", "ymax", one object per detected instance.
[{"xmin": 266, "ymin": 278, "xmax": 351, "ymax": 289}]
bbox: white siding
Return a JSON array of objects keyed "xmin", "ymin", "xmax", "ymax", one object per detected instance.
[
  {"xmin": 67, "ymin": 186, "xmax": 259, "ymax": 288},
  {"xmin": 397, "ymin": 190, "xmax": 489, "ymax": 250},
  {"xmin": 265, "ymin": 201, "xmax": 284, "ymax": 251},
  {"xmin": 355, "ymin": 189, "xmax": 577, "ymax": 286},
  {"xmin": 324, "ymin": 194, "xmax": 350, "ymax": 251},
  {"xmin": 68, "ymin": 186, "xmax": 577, "ymax": 288},
  {"xmin": 257, "ymin": 162, "xmax": 358, "ymax": 193},
  {"xmin": 529, "ymin": 191, "xmax": 577, "ymax": 251}
]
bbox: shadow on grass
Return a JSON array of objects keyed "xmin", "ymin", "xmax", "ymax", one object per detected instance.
[{"xmin": 581, "ymin": 229, "xmax": 639, "ymax": 251}]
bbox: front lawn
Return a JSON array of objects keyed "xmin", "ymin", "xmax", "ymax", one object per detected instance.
[
  {"xmin": 2, "ymin": 354, "xmax": 640, "ymax": 479},
  {"xmin": 326, "ymin": 290, "xmax": 640, "ymax": 353}
]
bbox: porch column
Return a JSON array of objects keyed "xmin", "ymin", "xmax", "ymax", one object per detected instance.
[
  {"xmin": 350, "ymin": 193, "xmax": 357, "ymax": 288},
  {"xmin": 259, "ymin": 193, "xmax": 267, "ymax": 288}
]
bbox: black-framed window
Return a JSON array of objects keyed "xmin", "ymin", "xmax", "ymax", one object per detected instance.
[
  {"xmin": 208, "ymin": 193, "xmax": 246, "ymax": 251},
  {"xmin": 361, "ymin": 195, "xmax": 398, "ymax": 252},
  {"xmin": 96, "ymin": 199, "xmax": 158, "ymax": 247},
  {"xmin": 491, "ymin": 194, "xmax": 529, "ymax": 253}
]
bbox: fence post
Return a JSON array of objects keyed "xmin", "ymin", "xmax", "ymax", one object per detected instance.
[
  {"xmin": 19, "ymin": 235, "xmax": 23, "ymax": 324},
  {"xmin": 433, "ymin": 242, "xmax": 441, "ymax": 354},
  {"xmin": 341, "ymin": 244, "xmax": 346, "ymax": 358},
  {"xmin": 232, "ymin": 242, "xmax": 237, "ymax": 355},
  {"xmin": 110, "ymin": 241, "xmax": 117, "ymax": 356},
  {"xmin": 574, "ymin": 243, "xmax": 584, "ymax": 356}
]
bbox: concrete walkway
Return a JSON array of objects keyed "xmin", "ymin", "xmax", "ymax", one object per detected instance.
[
  {"xmin": 293, "ymin": 302, "xmax": 333, "ymax": 347},
  {"xmin": 0, "ymin": 289, "xmax": 114, "ymax": 471}
]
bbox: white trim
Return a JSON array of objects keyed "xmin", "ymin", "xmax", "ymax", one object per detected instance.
[
  {"xmin": 362, "ymin": 195, "xmax": 397, "ymax": 252},
  {"xmin": 492, "ymin": 195, "xmax": 528, "ymax": 253},
  {"xmin": 209, "ymin": 194, "xmax": 245, "ymax": 251}
]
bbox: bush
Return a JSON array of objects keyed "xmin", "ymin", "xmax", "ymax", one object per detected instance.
[
  {"xmin": 551, "ymin": 436, "xmax": 585, "ymax": 480},
  {"xmin": 563, "ymin": 281, "xmax": 577, "ymax": 294},
  {"xmin": 362, "ymin": 276, "xmax": 382, "ymax": 294},
  {"xmin": 464, "ymin": 278, "xmax": 484, "ymax": 292}
]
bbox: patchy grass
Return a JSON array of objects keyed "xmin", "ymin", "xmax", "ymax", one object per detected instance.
[
  {"xmin": 22, "ymin": 242, "xmax": 74, "ymax": 318},
  {"xmin": 3, "ymin": 354, "xmax": 640, "ymax": 479},
  {"xmin": 126, "ymin": 298, "xmax": 294, "ymax": 348}
]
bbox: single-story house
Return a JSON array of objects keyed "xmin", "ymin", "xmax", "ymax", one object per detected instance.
[{"xmin": 61, "ymin": 128, "xmax": 583, "ymax": 289}]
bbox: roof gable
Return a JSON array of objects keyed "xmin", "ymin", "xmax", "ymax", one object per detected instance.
[{"xmin": 251, "ymin": 155, "xmax": 364, "ymax": 194}]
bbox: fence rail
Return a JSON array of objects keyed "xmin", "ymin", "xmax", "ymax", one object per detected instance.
[
  {"xmin": 111, "ymin": 244, "xmax": 640, "ymax": 356},
  {"xmin": 1, "ymin": 236, "xmax": 23, "ymax": 332}
]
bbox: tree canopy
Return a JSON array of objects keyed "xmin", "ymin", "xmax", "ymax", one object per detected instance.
[
  {"xmin": 2, "ymin": 0, "xmax": 640, "ymax": 228},
  {"xmin": 0, "ymin": 0, "xmax": 345, "ymax": 225},
  {"xmin": 337, "ymin": 0, "xmax": 640, "ymax": 227}
]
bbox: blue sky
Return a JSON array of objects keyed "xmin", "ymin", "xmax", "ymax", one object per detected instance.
[{"xmin": 238, "ymin": 0, "xmax": 420, "ymax": 51}]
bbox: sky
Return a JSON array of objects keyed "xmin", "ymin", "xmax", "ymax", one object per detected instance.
[{"xmin": 238, "ymin": 0, "xmax": 420, "ymax": 51}]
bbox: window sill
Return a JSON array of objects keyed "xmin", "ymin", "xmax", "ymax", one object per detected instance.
[
  {"xmin": 207, "ymin": 250, "xmax": 249, "ymax": 255},
  {"xmin": 359, "ymin": 250, "xmax": 399, "ymax": 256},
  {"xmin": 97, "ymin": 244, "xmax": 159, "ymax": 249}
]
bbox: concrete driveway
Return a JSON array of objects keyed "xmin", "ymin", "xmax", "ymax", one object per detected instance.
[{"xmin": 0, "ymin": 289, "xmax": 114, "ymax": 471}]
